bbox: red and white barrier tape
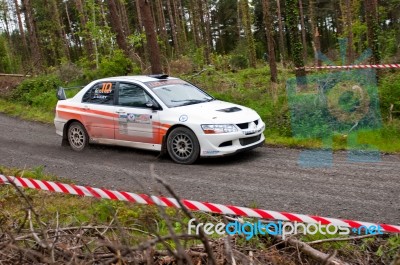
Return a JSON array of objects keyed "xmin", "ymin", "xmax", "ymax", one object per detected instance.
[
  {"xmin": 297, "ymin": 64, "xmax": 400, "ymax": 70},
  {"xmin": 1, "ymin": 174, "xmax": 399, "ymax": 233}
]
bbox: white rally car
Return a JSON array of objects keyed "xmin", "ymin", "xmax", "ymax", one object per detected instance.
[{"xmin": 54, "ymin": 75, "xmax": 265, "ymax": 164}]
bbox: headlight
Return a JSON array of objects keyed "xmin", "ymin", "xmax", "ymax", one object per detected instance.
[{"xmin": 201, "ymin": 124, "xmax": 238, "ymax": 134}]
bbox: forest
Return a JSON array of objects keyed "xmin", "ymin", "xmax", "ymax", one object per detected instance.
[
  {"xmin": 0, "ymin": 0, "xmax": 398, "ymax": 77},
  {"xmin": 1, "ymin": 2, "xmax": 400, "ymax": 263},
  {"xmin": 0, "ymin": 0, "xmax": 400, "ymax": 150}
]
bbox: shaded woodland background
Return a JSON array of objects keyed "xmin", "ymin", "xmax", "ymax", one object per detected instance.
[{"xmin": 0, "ymin": 0, "xmax": 398, "ymax": 79}]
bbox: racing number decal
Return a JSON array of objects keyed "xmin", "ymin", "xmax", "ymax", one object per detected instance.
[{"xmin": 100, "ymin": 83, "xmax": 112, "ymax": 94}]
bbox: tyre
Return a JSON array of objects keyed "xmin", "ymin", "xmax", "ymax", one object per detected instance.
[
  {"xmin": 67, "ymin": 122, "xmax": 88, "ymax": 152},
  {"xmin": 167, "ymin": 127, "xmax": 200, "ymax": 164}
]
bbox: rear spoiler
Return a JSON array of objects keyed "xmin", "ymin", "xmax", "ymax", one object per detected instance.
[
  {"xmin": 56, "ymin": 86, "xmax": 67, "ymax": 100},
  {"xmin": 56, "ymin": 86, "xmax": 84, "ymax": 100}
]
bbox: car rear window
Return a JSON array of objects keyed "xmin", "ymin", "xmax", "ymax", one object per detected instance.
[{"xmin": 82, "ymin": 82, "xmax": 115, "ymax": 104}]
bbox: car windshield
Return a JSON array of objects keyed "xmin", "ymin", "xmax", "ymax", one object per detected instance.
[{"xmin": 149, "ymin": 82, "xmax": 214, "ymax": 108}]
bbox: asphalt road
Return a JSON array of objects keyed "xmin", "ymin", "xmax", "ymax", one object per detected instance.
[{"xmin": 0, "ymin": 113, "xmax": 399, "ymax": 225}]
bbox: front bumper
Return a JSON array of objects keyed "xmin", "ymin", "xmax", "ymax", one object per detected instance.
[{"xmin": 198, "ymin": 122, "xmax": 266, "ymax": 157}]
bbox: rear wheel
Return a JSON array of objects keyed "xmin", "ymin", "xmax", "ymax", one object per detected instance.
[
  {"xmin": 167, "ymin": 127, "xmax": 200, "ymax": 164},
  {"xmin": 67, "ymin": 122, "xmax": 88, "ymax": 152}
]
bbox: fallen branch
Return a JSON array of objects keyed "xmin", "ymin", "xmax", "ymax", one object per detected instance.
[
  {"xmin": 308, "ymin": 234, "xmax": 380, "ymax": 245},
  {"xmin": 284, "ymin": 236, "xmax": 348, "ymax": 265},
  {"xmin": 151, "ymin": 164, "xmax": 217, "ymax": 265}
]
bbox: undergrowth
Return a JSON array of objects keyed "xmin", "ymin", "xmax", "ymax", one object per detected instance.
[{"xmin": 1, "ymin": 66, "xmax": 400, "ymax": 152}]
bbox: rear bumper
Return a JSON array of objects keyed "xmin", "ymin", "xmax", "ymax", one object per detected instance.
[{"xmin": 54, "ymin": 119, "xmax": 66, "ymax": 137}]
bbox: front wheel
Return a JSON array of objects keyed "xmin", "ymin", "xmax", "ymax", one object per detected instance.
[
  {"xmin": 67, "ymin": 122, "xmax": 88, "ymax": 152},
  {"xmin": 167, "ymin": 127, "xmax": 200, "ymax": 164}
]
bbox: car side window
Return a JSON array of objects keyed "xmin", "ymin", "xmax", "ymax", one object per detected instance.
[
  {"xmin": 82, "ymin": 82, "xmax": 115, "ymax": 104},
  {"xmin": 118, "ymin": 83, "xmax": 151, "ymax": 108}
]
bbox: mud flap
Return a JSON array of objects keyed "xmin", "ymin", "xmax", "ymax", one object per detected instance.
[
  {"xmin": 157, "ymin": 135, "xmax": 168, "ymax": 158},
  {"xmin": 61, "ymin": 137, "xmax": 69, "ymax": 147}
]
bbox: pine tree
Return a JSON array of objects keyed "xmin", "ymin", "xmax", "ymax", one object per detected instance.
[
  {"xmin": 276, "ymin": 0, "xmax": 287, "ymax": 66},
  {"xmin": 22, "ymin": 0, "xmax": 42, "ymax": 71},
  {"xmin": 285, "ymin": 0, "xmax": 306, "ymax": 78},
  {"xmin": 309, "ymin": 0, "xmax": 321, "ymax": 66},
  {"xmin": 138, "ymin": 0, "xmax": 162, "ymax": 74},
  {"xmin": 262, "ymin": 0, "xmax": 278, "ymax": 84},
  {"xmin": 108, "ymin": 0, "xmax": 129, "ymax": 54},
  {"xmin": 365, "ymin": 0, "xmax": 380, "ymax": 64},
  {"xmin": 239, "ymin": 0, "xmax": 257, "ymax": 68}
]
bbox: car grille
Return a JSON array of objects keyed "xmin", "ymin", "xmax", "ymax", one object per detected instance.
[
  {"xmin": 239, "ymin": 134, "xmax": 261, "ymax": 146},
  {"xmin": 236, "ymin": 119, "xmax": 259, "ymax": 130}
]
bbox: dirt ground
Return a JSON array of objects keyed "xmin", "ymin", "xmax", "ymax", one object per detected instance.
[{"xmin": 0, "ymin": 75, "xmax": 26, "ymax": 97}]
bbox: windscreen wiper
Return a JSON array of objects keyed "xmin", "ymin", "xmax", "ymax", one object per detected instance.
[{"xmin": 172, "ymin": 99, "xmax": 211, "ymax": 106}]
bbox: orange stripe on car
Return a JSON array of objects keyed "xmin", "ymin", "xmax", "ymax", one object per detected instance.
[{"xmin": 58, "ymin": 105, "xmax": 118, "ymax": 118}]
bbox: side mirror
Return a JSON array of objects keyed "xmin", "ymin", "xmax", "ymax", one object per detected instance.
[
  {"xmin": 146, "ymin": 99, "xmax": 161, "ymax": 110},
  {"xmin": 56, "ymin": 87, "xmax": 67, "ymax": 100}
]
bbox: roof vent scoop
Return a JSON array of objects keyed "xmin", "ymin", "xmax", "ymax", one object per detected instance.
[{"xmin": 217, "ymin": 107, "xmax": 242, "ymax": 113}]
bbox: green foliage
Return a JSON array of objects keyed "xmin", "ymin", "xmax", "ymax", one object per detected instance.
[
  {"xmin": 11, "ymin": 74, "xmax": 61, "ymax": 111},
  {"xmin": 0, "ymin": 99, "xmax": 54, "ymax": 123},
  {"xmin": 169, "ymin": 56, "xmax": 194, "ymax": 75},
  {"xmin": 83, "ymin": 50, "xmax": 134, "ymax": 81},
  {"xmin": 229, "ymin": 39, "xmax": 250, "ymax": 70},
  {"xmin": 379, "ymin": 73, "xmax": 400, "ymax": 120},
  {"xmin": 229, "ymin": 55, "xmax": 249, "ymax": 70},
  {"xmin": 188, "ymin": 46, "xmax": 205, "ymax": 70},
  {"xmin": 4, "ymin": 65, "xmax": 400, "ymax": 153},
  {"xmin": 285, "ymin": 0, "xmax": 304, "ymax": 69},
  {"xmin": 127, "ymin": 32, "xmax": 146, "ymax": 49},
  {"xmin": 56, "ymin": 62, "xmax": 84, "ymax": 83},
  {"xmin": 352, "ymin": 20, "xmax": 368, "ymax": 51},
  {"xmin": 186, "ymin": 66, "xmax": 292, "ymax": 136},
  {"xmin": 0, "ymin": 34, "xmax": 21, "ymax": 73},
  {"xmin": 211, "ymin": 54, "xmax": 231, "ymax": 71}
]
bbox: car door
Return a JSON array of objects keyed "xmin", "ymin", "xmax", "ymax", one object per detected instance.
[
  {"xmin": 81, "ymin": 81, "xmax": 117, "ymax": 139},
  {"xmin": 114, "ymin": 82, "xmax": 160, "ymax": 144}
]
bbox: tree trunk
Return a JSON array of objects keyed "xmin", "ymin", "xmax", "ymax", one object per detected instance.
[
  {"xmin": 276, "ymin": 0, "xmax": 287, "ymax": 66},
  {"xmin": 298, "ymin": 0, "xmax": 307, "ymax": 62},
  {"xmin": 240, "ymin": 0, "xmax": 257, "ymax": 68},
  {"xmin": 65, "ymin": 2, "xmax": 80, "ymax": 59},
  {"xmin": 156, "ymin": 0, "xmax": 168, "ymax": 47},
  {"xmin": 308, "ymin": 0, "xmax": 321, "ymax": 66},
  {"xmin": 75, "ymin": 0, "xmax": 95, "ymax": 61},
  {"xmin": 167, "ymin": 0, "xmax": 180, "ymax": 55},
  {"xmin": 139, "ymin": 0, "xmax": 162, "ymax": 74},
  {"xmin": 135, "ymin": 0, "xmax": 144, "ymax": 31},
  {"xmin": 14, "ymin": 0, "xmax": 28, "ymax": 51},
  {"xmin": 204, "ymin": 0, "xmax": 213, "ymax": 60},
  {"xmin": 285, "ymin": 0, "xmax": 306, "ymax": 78},
  {"xmin": 1, "ymin": 0, "xmax": 11, "ymax": 41},
  {"xmin": 172, "ymin": 0, "xmax": 183, "ymax": 49},
  {"xmin": 365, "ymin": 0, "xmax": 380, "ymax": 65},
  {"xmin": 198, "ymin": 0, "xmax": 211, "ymax": 64},
  {"xmin": 22, "ymin": 0, "xmax": 42, "ymax": 71},
  {"xmin": 335, "ymin": 0, "xmax": 343, "ymax": 36},
  {"xmin": 50, "ymin": 0, "xmax": 70, "ymax": 60},
  {"xmin": 108, "ymin": 0, "xmax": 129, "ymax": 54},
  {"xmin": 118, "ymin": 0, "xmax": 131, "ymax": 37},
  {"xmin": 189, "ymin": 0, "xmax": 200, "ymax": 47},
  {"xmin": 344, "ymin": 0, "xmax": 354, "ymax": 64},
  {"xmin": 262, "ymin": 0, "xmax": 278, "ymax": 85},
  {"xmin": 178, "ymin": 0, "xmax": 187, "ymax": 43}
]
